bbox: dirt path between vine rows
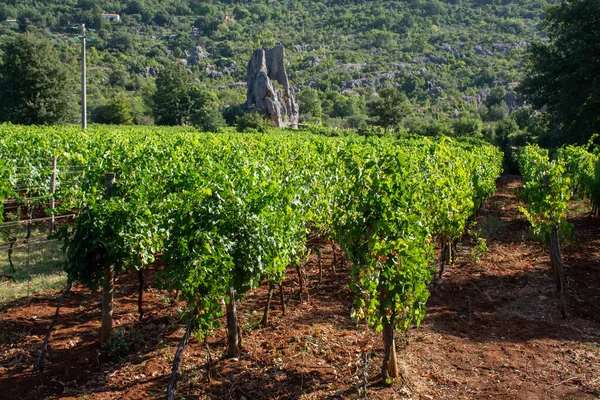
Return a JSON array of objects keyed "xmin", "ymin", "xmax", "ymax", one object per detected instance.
[{"xmin": 0, "ymin": 174, "xmax": 599, "ymax": 399}]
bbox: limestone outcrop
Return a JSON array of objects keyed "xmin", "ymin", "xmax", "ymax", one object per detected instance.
[{"xmin": 246, "ymin": 45, "xmax": 299, "ymax": 128}]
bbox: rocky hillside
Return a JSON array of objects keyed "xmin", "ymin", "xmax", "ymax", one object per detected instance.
[{"xmin": 0, "ymin": 0, "xmax": 553, "ymax": 127}]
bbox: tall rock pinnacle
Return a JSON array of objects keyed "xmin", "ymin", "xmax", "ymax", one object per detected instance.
[{"xmin": 246, "ymin": 45, "xmax": 299, "ymax": 128}]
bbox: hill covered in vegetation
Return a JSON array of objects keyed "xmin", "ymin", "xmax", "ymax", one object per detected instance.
[{"xmin": 0, "ymin": 0, "xmax": 554, "ymax": 133}]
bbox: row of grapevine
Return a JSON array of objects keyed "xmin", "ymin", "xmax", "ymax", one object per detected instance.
[
  {"xmin": 518, "ymin": 141, "xmax": 599, "ymax": 318},
  {"xmin": 558, "ymin": 141, "xmax": 600, "ymax": 215},
  {"xmin": 0, "ymin": 124, "xmax": 503, "ymax": 390}
]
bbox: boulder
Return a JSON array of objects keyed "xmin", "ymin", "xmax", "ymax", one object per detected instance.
[
  {"xmin": 412, "ymin": 55, "xmax": 447, "ymax": 65},
  {"xmin": 341, "ymin": 78, "xmax": 377, "ymax": 90},
  {"xmin": 504, "ymin": 92, "xmax": 524, "ymax": 112},
  {"xmin": 437, "ymin": 43, "xmax": 463, "ymax": 58},
  {"xmin": 207, "ymin": 70, "xmax": 223, "ymax": 80},
  {"xmin": 492, "ymin": 43, "xmax": 512, "ymax": 52},
  {"xmin": 474, "ymin": 45, "xmax": 494, "ymax": 57},
  {"xmin": 246, "ymin": 45, "xmax": 299, "ymax": 128},
  {"xmin": 428, "ymin": 55, "xmax": 448, "ymax": 65},
  {"xmin": 428, "ymin": 87, "xmax": 443, "ymax": 97},
  {"xmin": 227, "ymin": 82, "xmax": 247, "ymax": 89},
  {"xmin": 476, "ymin": 88, "xmax": 491, "ymax": 105},
  {"xmin": 412, "ymin": 56, "xmax": 429, "ymax": 64},
  {"xmin": 462, "ymin": 90, "xmax": 490, "ymax": 107},
  {"xmin": 188, "ymin": 45, "xmax": 210, "ymax": 66}
]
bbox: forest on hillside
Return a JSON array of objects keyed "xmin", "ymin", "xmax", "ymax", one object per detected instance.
[{"xmin": 0, "ymin": 0, "xmax": 554, "ymax": 133}]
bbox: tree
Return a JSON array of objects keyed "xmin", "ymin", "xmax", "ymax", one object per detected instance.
[
  {"xmin": 236, "ymin": 110, "xmax": 269, "ymax": 133},
  {"xmin": 453, "ymin": 117, "xmax": 482, "ymax": 137},
  {"xmin": 297, "ymin": 88, "xmax": 322, "ymax": 123},
  {"xmin": 0, "ymin": 34, "xmax": 76, "ymax": 125},
  {"xmin": 102, "ymin": 94, "xmax": 135, "ymax": 125},
  {"xmin": 368, "ymin": 88, "xmax": 412, "ymax": 131},
  {"xmin": 485, "ymin": 86, "xmax": 507, "ymax": 108},
  {"xmin": 191, "ymin": 105, "xmax": 225, "ymax": 132},
  {"xmin": 152, "ymin": 62, "xmax": 193, "ymax": 126},
  {"xmin": 485, "ymin": 102, "xmax": 510, "ymax": 122},
  {"xmin": 108, "ymin": 31, "xmax": 135, "ymax": 54},
  {"xmin": 188, "ymin": 87, "xmax": 225, "ymax": 132},
  {"xmin": 520, "ymin": 0, "xmax": 600, "ymax": 145}
]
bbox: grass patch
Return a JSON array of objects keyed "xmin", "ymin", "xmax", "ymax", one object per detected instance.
[{"xmin": 0, "ymin": 224, "xmax": 66, "ymax": 305}]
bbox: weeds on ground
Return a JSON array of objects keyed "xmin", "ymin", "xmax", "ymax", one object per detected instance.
[
  {"xmin": 102, "ymin": 327, "xmax": 143, "ymax": 360},
  {"xmin": 243, "ymin": 310, "xmax": 262, "ymax": 332},
  {"xmin": 468, "ymin": 222, "xmax": 489, "ymax": 264}
]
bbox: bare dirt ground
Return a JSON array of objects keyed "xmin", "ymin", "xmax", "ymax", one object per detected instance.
[{"xmin": 0, "ymin": 175, "xmax": 599, "ymax": 400}]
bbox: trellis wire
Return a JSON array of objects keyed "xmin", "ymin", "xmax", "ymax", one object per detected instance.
[
  {"xmin": 0, "ymin": 214, "xmax": 76, "ymax": 228},
  {"xmin": 0, "ymin": 238, "xmax": 63, "ymax": 252}
]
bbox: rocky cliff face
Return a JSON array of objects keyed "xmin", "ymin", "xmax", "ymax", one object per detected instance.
[{"xmin": 246, "ymin": 45, "xmax": 299, "ymax": 128}]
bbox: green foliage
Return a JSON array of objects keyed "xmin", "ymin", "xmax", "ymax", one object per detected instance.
[
  {"xmin": 297, "ymin": 88, "xmax": 322, "ymax": 123},
  {"xmin": 100, "ymin": 93, "xmax": 136, "ymax": 125},
  {"xmin": 454, "ymin": 117, "xmax": 482, "ymax": 137},
  {"xmin": 236, "ymin": 110, "xmax": 269, "ymax": 133},
  {"xmin": 0, "ymin": 160, "xmax": 13, "ymax": 224},
  {"xmin": 335, "ymin": 136, "xmax": 502, "ymax": 333},
  {"xmin": 520, "ymin": 0, "xmax": 600, "ymax": 145},
  {"xmin": 518, "ymin": 145, "xmax": 573, "ymax": 241},
  {"xmin": 557, "ymin": 141, "xmax": 600, "ymax": 213},
  {"xmin": 191, "ymin": 104, "xmax": 225, "ymax": 132},
  {"xmin": 485, "ymin": 87, "xmax": 507, "ymax": 108},
  {"xmin": 367, "ymin": 88, "xmax": 412, "ymax": 131},
  {"xmin": 0, "ymin": 124, "xmax": 502, "ymax": 372},
  {"xmin": 152, "ymin": 62, "xmax": 193, "ymax": 126},
  {"xmin": 0, "ymin": 34, "xmax": 76, "ymax": 124},
  {"xmin": 485, "ymin": 102, "xmax": 510, "ymax": 122},
  {"xmin": 519, "ymin": 141, "xmax": 600, "ymax": 259},
  {"xmin": 0, "ymin": 0, "xmax": 549, "ymax": 133},
  {"xmin": 404, "ymin": 114, "xmax": 453, "ymax": 137},
  {"xmin": 101, "ymin": 328, "xmax": 140, "ymax": 360},
  {"xmin": 469, "ymin": 223, "xmax": 489, "ymax": 264},
  {"xmin": 189, "ymin": 87, "xmax": 225, "ymax": 132}
]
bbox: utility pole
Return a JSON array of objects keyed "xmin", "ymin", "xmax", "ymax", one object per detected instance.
[{"xmin": 81, "ymin": 23, "xmax": 87, "ymax": 130}]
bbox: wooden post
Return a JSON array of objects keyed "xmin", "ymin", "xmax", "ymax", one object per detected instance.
[
  {"xmin": 36, "ymin": 280, "xmax": 72, "ymax": 373},
  {"xmin": 381, "ymin": 316, "xmax": 399, "ymax": 384},
  {"xmin": 166, "ymin": 310, "xmax": 197, "ymax": 400},
  {"xmin": 317, "ymin": 248, "xmax": 323, "ymax": 283},
  {"xmin": 542, "ymin": 175, "xmax": 567, "ymax": 318},
  {"xmin": 137, "ymin": 269, "xmax": 144, "ymax": 321},
  {"xmin": 261, "ymin": 281, "xmax": 275, "ymax": 326},
  {"xmin": 296, "ymin": 262, "xmax": 305, "ymax": 301},
  {"xmin": 332, "ymin": 242, "xmax": 337, "ymax": 274},
  {"xmin": 49, "ymin": 156, "xmax": 56, "ymax": 234},
  {"xmin": 100, "ymin": 173, "xmax": 115, "ymax": 345},
  {"xmin": 279, "ymin": 284, "xmax": 286, "ymax": 316},
  {"xmin": 226, "ymin": 287, "xmax": 241, "ymax": 357},
  {"xmin": 550, "ymin": 225, "xmax": 567, "ymax": 319}
]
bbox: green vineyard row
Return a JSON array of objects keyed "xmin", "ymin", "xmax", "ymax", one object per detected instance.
[
  {"xmin": 0, "ymin": 123, "xmax": 502, "ymax": 381},
  {"xmin": 517, "ymin": 140, "xmax": 599, "ymax": 318},
  {"xmin": 519, "ymin": 140, "xmax": 600, "ymax": 240}
]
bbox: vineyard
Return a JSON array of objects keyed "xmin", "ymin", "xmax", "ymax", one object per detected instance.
[{"xmin": 1, "ymin": 124, "xmax": 599, "ymax": 399}]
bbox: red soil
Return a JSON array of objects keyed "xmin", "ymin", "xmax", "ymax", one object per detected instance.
[{"xmin": 0, "ymin": 175, "xmax": 598, "ymax": 399}]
